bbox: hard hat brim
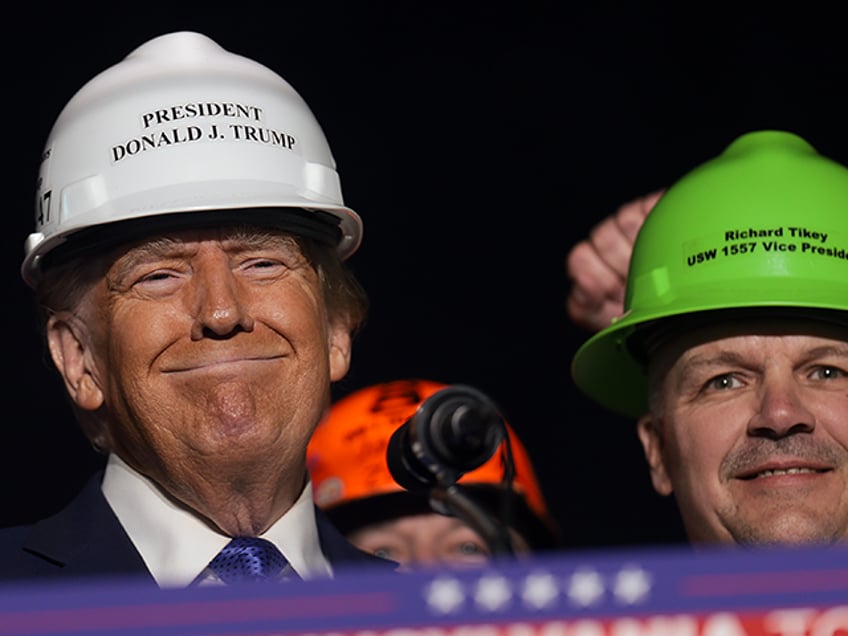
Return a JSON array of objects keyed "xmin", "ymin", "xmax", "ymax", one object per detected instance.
[
  {"xmin": 22, "ymin": 180, "xmax": 362, "ymax": 287},
  {"xmin": 571, "ymin": 299, "xmax": 848, "ymax": 419}
]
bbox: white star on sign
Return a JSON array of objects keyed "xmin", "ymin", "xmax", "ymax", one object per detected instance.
[
  {"xmin": 521, "ymin": 571, "xmax": 559, "ymax": 609},
  {"xmin": 425, "ymin": 576, "xmax": 465, "ymax": 614},
  {"xmin": 613, "ymin": 564, "xmax": 652, "ymax": 605},
  {"xmin": 474, "ymin": 574, "xmax": 512, "ymax": 611},
  {"xmin": 566, "ymin": 568, "xmax": 605, "ymax": 607}
]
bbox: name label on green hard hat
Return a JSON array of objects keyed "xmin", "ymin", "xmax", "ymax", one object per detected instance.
[{"xmin": 686, "ymin": 224, "xmax": 844, "ymax": 268}]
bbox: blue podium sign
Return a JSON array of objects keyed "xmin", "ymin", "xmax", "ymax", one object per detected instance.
[{"xmin": 1, "ymin": 543, "xmax": 846, "ymax": 635}]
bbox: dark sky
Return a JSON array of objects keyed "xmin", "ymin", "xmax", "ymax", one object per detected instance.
[{"xmin": 3, "ymin": 3, "xmax": 846, "ymax": 550}]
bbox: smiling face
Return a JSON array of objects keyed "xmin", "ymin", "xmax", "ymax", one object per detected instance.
[
  {"xmin": 45, "ymin": 226, "xmax": 353, "ymax": 535},
  {"xmin": 637, "ymin": 318, "xmax": 848, "ymax": 546}
]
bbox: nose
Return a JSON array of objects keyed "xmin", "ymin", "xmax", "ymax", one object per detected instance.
[
  {"xmin": 747, "ymin": 372, "xmax": 816, "ymax": 439},
  {"xmin": 190, "ymin": 253, "xmax": 255, "ymax": 339}
]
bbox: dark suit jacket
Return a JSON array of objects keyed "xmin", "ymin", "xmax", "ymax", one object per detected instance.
[{"xmin": 0, "ymin": 470, "xmax": 395, "ymax": 584}]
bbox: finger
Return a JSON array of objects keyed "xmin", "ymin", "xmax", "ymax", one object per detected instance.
[
  {"xmin": 615, "ymin": 189, "xmax": 663, "ymax": 240},
  {"xmin": 566, "ymin": 241, "xmax": 622, "ymax": 306},
  {"xmin": 566, "ymin": 291, "xmax": 625, "ymax": 332},
  {"xmin": 565, "ymin": 241, "xmax": 627, "ymax": 332},
  {"xmin": 589, "ymin": 214, "xmax": 633, "ymax": 279}
]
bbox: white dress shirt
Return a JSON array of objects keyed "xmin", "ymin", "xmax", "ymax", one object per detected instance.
[{"xmin": 101, "ymin": 453, "xmax": 333, "ymax": 587}]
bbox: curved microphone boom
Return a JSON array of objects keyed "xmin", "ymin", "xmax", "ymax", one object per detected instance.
[{"xmin": 386, "ymin": 384, "xmax": 506, "ymax": 493}]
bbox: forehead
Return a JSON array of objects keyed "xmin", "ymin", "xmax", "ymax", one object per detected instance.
[
  {"xmin": 650, "ymin": 317, "xmax": 848, "ymax": 373},
  {"xmin": 119, "ymin": 225, "xmax": 300, "ymax": 252},
  {"xmin": 104, "ymin": 226, "xmax": 303, "ymax": 267},
  {"xmin": 366, "ymin": 513, "xmax": 471, "ymax": 537}
]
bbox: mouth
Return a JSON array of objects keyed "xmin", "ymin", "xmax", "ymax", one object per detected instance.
[
  {"xmin": 737, "ymin": 465, "xmax": 831, "ymax": 480},
  {"xmin": 163, "ymin": 355, "xmax": 285, "ymax": 373}
]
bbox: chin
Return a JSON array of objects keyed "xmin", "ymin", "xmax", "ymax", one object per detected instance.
[{"xmin": 730, "ymin": 516, "xmax": 843, "ymax": 546}]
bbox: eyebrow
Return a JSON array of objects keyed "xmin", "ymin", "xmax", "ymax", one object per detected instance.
[
  {"xmin": 806, "ymin": 344, "xmax": 848, "ymax": 359},
  {"xmin": 680, "ymin": 342, "xmax": 848, "ymax": 374},
  {"xmin": 678, "ymin": 351, "xmax": 749, "ymax": 374},
  {"xmin": 110, "ymin": 237, "xmax": 188, "ymax": 283}
]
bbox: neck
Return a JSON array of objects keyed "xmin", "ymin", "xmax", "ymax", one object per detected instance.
[{"xmin": 140, "ymin": 454, "xmax": 307, "ymax": 536}]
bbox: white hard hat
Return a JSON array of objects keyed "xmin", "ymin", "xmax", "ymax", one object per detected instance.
[{"xmin": 22, "ymin": 31, "xmax": 362, "ymax": 287}]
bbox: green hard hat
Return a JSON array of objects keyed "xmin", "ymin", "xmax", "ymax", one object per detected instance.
[{"xmin": 571, "ymin": 130, "xmax": 848, "ymax": 418}]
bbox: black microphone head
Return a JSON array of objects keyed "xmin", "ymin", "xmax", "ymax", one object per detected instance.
[
  {"xmin": 386, "ymin": 422, "xmax": 435, "ymax": 493},
  {"xmin": 423, "ymin": 387, "xmax": 504, "ymax": 470},
  {"xmin": 386, "ymin": 384, "xmax": 506, "ymax": 492}
]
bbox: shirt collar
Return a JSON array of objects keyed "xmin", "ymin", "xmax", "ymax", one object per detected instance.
[{"xmin": 101, "ymin": 453, "xmax": 332, "ymax": 587}]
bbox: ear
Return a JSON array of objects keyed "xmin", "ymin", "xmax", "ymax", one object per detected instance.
[
  {"xmin": 327, "ymin": 321, "xmax": 352, "ymax": 382},
  {"xmin": 46, "ymin": 314, "xmax": 104, "ymax": 412},
  {"xmin": 637, "ymin": 412, "xmax": 673, "ymax": 496}
]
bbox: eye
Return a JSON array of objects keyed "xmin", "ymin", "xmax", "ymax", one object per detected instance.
[
  {"xmin": 139, "ymin": 270, "xmax": 177, "ymax": 283},
  {"xmin": 246, "ymin": 258, "xmax": 281, "ymax": 269},
  {"xmin": 456, "ymin": 541, "xmax": 486, "ymax": 556},
  {"xmin": 371, "ymin": 547, "xmax": 396, "ymax": 560},
  {"xmin": 240, "ymin": 256, "xmax": 289, "ymax": 277},
  {"xmin": 445, "ymin": 539, "xmax": 490, "ymax": 562},
  {"xmin": 131, "ymin": 268, "xmax": 184, "ymax": 295},
  {"xmin": 811, "ymin": 365, "xmax": 847, "ymax": 381},
  {"xmin": 705, "ymin": 374, "xmax": 742, "ymax": 392}
]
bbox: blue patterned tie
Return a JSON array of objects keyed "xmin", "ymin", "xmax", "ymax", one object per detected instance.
[{"xmin": 208, "ymin": 537, "xmax": 289, "ymax": 584}]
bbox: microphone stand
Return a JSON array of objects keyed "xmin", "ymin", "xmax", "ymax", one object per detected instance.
[{"xmin": 428, "ymin": 483, "xmax": 515, "ymax": 557}]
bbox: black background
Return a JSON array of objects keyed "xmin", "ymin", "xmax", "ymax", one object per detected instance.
[{"xmin": 3, "ymin": 3, "xmax": 846, "ymax": 551}]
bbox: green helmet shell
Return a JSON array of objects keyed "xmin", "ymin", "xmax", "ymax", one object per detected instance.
[{"xmin": 571, "ymin": 130, "xmax": 848, "ymax": 418}]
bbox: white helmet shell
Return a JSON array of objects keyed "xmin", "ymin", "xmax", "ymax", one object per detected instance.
[{"xmin": 22, "ymin": 31, "xmax": 362, "ymax": 287}]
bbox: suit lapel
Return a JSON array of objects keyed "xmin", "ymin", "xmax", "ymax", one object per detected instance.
[
  {"xmin": 23, "ymin": 470, "xmax": 151, "ymax": 580},
  {"xmin": 21, "ymin": 471, "xmax": 393, "ymax": 580}
]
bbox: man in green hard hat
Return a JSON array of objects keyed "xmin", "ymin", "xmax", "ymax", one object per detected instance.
[{"xmin": 571, "ymin": 130, "xmax": 848, "ymax": 546}]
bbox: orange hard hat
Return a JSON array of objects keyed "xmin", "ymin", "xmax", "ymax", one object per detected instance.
[{"xmin": 308, "ymin": 379, "xmax": 559, "ymax": 548}]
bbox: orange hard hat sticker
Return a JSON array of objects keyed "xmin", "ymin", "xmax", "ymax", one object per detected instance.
[{"xmin": 307, "ymin": 379, "xmax": 552, "ymax": 525}]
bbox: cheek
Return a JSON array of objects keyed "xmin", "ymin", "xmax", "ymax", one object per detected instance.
[
  {"xmin": 96, "ymin": 307, "xmax": 189, "ymax": 410},
  {"xmin": 261, "ymin": 287, "xmax": 331, "ymax": 348},
  {"xmin": 665, "ymin": 408, "xmax": 740, "ymax": 481},
  {"xmin": 817, "ymin": 391, "xmax": 848, "ymax": 433},
  {"xmin": 110, "ymin": 304, "xmax": 186, "ymax": 361}
]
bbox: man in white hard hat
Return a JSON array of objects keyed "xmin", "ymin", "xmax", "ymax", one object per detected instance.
[{"xmin": 0, "ymin": 31, "xmax": 394, "ymax": 586}]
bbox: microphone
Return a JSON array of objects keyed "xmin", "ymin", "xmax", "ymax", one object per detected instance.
[{"xmin": 387, "ymin": 384, "xmax": 506, "ymax": 493}]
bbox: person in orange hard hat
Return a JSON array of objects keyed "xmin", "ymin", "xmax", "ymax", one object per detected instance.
[{"xmin": 307, "ymin": 379, "xmax": 561, "ymax": 568}]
